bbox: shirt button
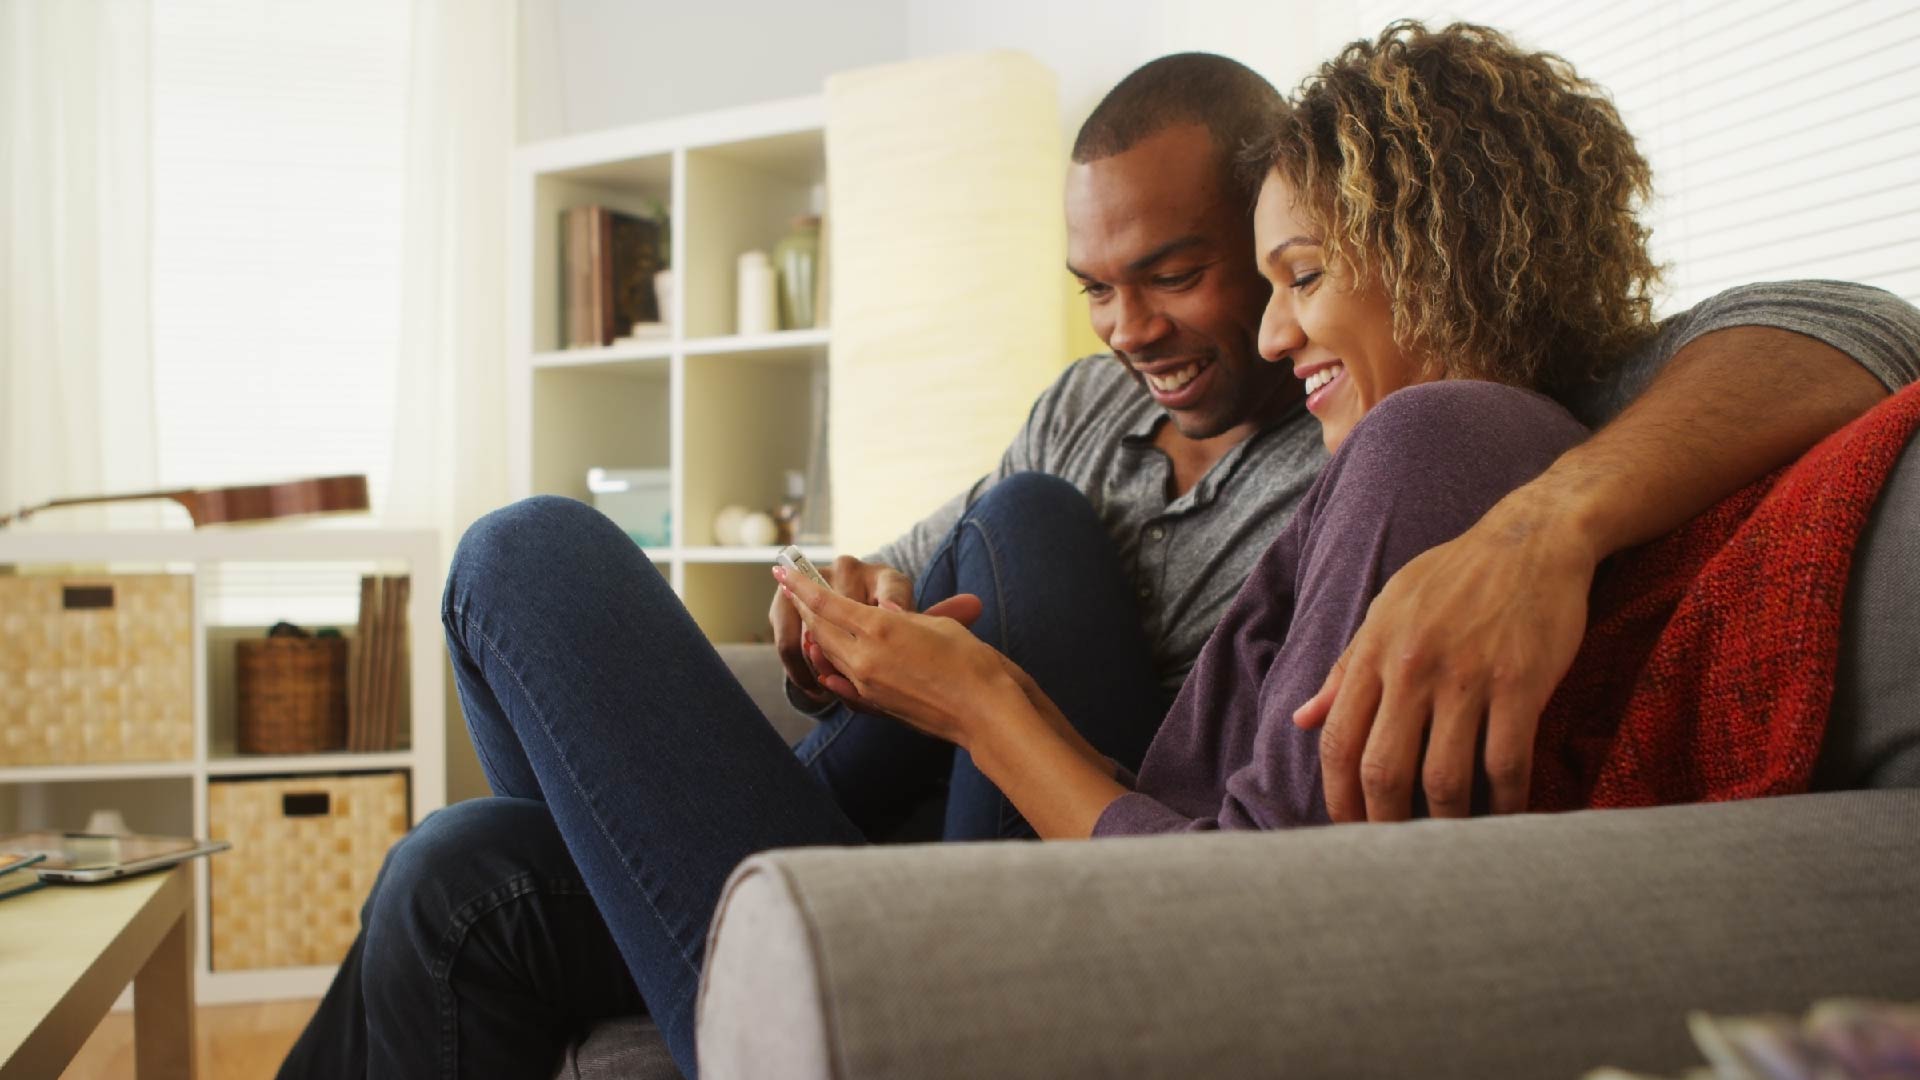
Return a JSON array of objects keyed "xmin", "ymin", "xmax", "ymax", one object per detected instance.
[
  {"xmin": 1148, "ymin": 526, "xmax": 1165, "ymax": 541},
  {"xmin": 1137, "ymin": 586, "xmax": 1151, "ymax": 599}
]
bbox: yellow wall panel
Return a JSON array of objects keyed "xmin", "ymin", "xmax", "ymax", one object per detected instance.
[{"xmin": 825, "ymin": 51, "xmax": 1070, "ymax": 556}]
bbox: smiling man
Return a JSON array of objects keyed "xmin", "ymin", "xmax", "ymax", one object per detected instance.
[{"xmin": 776, "ymin": 56, "xmax": 1329, "ymax": 843}]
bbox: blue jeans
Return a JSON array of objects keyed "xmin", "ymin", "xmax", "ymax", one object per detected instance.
[
  {"xmin": 280, "ymin": 474, "xmax": 1167, "ymax": 1079},
  {"xmin": 795, "ymin": 474, "xmax": 1170, "ymax": 841}
]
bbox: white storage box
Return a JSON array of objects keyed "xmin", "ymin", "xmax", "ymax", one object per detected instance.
[{"xmin": 588, "ymin": 467, "xmax": 671, "ymax": 547}]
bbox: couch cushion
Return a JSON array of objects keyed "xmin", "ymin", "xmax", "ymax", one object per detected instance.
[
  {"xmin": 1819, "ymin": 430, "xmax": 1920, "ymax": 788},
  {"xmin": 551, "ymin": 1015, "xmax": 679, "ymax": 1080},
  {"xmin": 716, "ymin": 642, "xmax": 817, "ymax": 744}
]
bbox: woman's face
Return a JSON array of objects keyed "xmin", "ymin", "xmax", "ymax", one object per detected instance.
[{"xmin": 1253, "ymin": 173, "xmax": 1434, "ymax": 452}]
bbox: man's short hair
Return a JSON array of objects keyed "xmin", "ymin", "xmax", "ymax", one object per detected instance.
[{"xmin": 1071, "ymin": 53, "xmax": 1284, "ymax": 209}]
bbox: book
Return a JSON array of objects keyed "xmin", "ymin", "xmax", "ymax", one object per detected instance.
[
  {"xmin": 0, "ymin": 851, "xmax": 46, "ymax": 902},
  {"xmin": 369, "ymin": 576, "xmax": 394, "ymax": 752},
  {"xmin": 386, "ymin": 576, "xmax": 410, "ymax": 751},
  {"xmin": 563, "ymin": 205, "xmax": 663, "ymax": 348},
  {"xmin": 350, "ymin": 576, "xmax": 376, "ymax": 752},
  {"xmin": 343, "ymin": 575, "xmax": 411, "ymax": 752}
]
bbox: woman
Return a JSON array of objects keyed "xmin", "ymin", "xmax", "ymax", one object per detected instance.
[
  {"xmin": 289, "ymin": 22, "xmax": 1661, "ymax": 1079},
  {"xmin": 782, "ymin": 19, "xmax": 1659, "ymax": 833}
]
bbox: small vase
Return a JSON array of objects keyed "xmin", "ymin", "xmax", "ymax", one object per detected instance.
[
  {"xmin": 653, "ymin": 269, "xmax": 676, "ymax": 331},
  {"xmin": 774, "ymin": 216, "xmax": 820, "ymax": 330}
]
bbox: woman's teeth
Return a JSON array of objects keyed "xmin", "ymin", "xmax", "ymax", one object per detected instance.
[
  {"xmin": 1304, "ymin": 363, "xmax": 1343, "ymax": 395},
  {"xmin": 1146, "ymin": 362, "xmax": 1203, "ymax": 393}
]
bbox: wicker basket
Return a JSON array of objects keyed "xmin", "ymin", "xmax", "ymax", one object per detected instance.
[
  {"xmin": 0, "ymin": 573, "xmax": 194, "ymax": 765},
  {"xmin": 208, "ymin": 771, "xmax": 410, "ymax": 971},
  {"xmin": 236, "ymin": 637, "xmax": 348, "ymax": 754}
]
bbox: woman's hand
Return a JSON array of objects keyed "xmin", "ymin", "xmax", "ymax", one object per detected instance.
[{"xmin": 776, "ymin": 567, "xmax": 1024, "ymax": 748}]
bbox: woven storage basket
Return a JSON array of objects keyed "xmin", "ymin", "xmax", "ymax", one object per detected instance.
[
  {"xmin": 236, "ymin": 637, "xmax": 348, "ymax": 754},
  {"xmin": 208, "ymin": 771, "xmax": 410, "ymax": 971},
  {"xmin": 0, "ymin": 574, "xmax": 194, "ymax": 765}
]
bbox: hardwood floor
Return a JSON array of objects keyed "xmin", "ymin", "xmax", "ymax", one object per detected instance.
[{"xmin": 60, "ymin": 998, "xmax": 318, "ymax": 1080}]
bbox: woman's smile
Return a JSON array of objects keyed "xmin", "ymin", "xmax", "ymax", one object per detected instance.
[{"xmin": 1297, "ymin": 360, "xmax": 1346, "ymax": 413}]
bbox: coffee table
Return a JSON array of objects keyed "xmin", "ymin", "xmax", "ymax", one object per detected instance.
[{"xmin": 0, "ymin": 866, "xmax": 196, "ymax": 1079}]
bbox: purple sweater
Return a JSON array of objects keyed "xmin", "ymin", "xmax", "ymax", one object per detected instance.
[{"xmin": 1093, "ymin": 381, "xmax": 1588, "ymax": 835}]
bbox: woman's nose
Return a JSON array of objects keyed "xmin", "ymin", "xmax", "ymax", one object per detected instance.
[{"xmin": 1258, "ymin": 297, "xmax": 1302, "ymax": 362}]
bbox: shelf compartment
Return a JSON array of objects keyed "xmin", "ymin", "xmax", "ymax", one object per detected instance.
[
  {"xmin": 530, "ymin": 152, "xmax": 673, "ymax": 355},
  {"xmin": 681, "ymin": 135, "xmax": 825, "ymax": 340},
  {"xmin": 531, "ymin": 365, "xmax": 671, "ymax": 504},
  {"xmin": 681, "ymin": 353, "xmax": 824, "ymax": 548}
]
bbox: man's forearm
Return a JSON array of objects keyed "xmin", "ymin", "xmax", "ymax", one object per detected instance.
[{"xmin": 1513, "ymin": 326, "xmax": 1888, "ymax": 560}]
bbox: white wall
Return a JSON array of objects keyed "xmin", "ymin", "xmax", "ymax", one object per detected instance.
[
  {"xmin": 516, "ymin": 0, "xmax": 1333, "ymax": 144},
  {"xmin": 904, "ymin": 1, "xmax": 1335, "ymax": 145},
  {"xmin": 517, "ymin": 0, "xmax": 911, "ymax": 141}
]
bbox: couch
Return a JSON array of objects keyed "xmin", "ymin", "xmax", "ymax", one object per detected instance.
[{"xmin": 557, "ymin": 434, "xmax": 1920, "ymax": 1080}]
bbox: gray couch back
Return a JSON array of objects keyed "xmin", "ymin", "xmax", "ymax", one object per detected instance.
[{"xmin": 1820, "ymin": 430, "xmax": 1920, "ymax": 788}]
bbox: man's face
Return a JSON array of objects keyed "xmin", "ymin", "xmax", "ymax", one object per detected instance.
[{"xmin": 1065, "ymin": 123, "xmax": 1299, "ymax": 440}]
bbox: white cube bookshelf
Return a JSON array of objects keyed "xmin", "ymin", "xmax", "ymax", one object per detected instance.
[
  {"xmin": 0, "ymin": 525, "xmax": 445, "ymax": 1004},
  {"xmin": 510, "ymin": 95, "xmax": 834, "ymax": 642}
]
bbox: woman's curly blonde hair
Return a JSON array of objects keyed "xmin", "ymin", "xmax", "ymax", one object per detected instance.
[{"xmin": 1258, "ymin": 21, "xmax": 1662, "ymax": 392}]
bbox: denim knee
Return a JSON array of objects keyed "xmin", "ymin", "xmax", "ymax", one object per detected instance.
[
  {"xmin": 447, "ymin": 495, "xmax": 619, "ymax": 597},
  {"xmin": 961, "ymin": 472, "xmax": 1102, "ymax": 539},
  {"xmin": 360, "ymin": 801, "xmax": 561, "ymax": 985},
  {"xmin": 360, "ymin": 807, "xmax": 476, "ymax": 985},
  {"xmin": 442, "ymin": 496, "xmax": 656, "ymax": 636},
  {"xmin": 969, "ymin": 471, "xmax": 1086, "ymax": 518}
]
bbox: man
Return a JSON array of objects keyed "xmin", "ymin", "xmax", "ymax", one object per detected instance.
[
  {"xmin": 779, "ymin": 54, "xmax": 1319, "ymax": 842},
  {"xmin": 283, "ymin": 53, "xmax": 1920, "ymax": 1079},
  {"xmin": 776, "ymin": 52, "xmax": 1920, "ymax": 838}
]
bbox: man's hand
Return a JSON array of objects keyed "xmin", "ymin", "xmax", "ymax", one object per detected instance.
[
  {"xmin": 769, "ymin": 555, "xmax": 914, "ymax": 703},
  {"xmin": 1297, "ymin": 323, "xmax": 1894, "ymax": 823},
  {"xmin": 1293, "ymin": 493, "xmax": 1598, "ymax": 821}
]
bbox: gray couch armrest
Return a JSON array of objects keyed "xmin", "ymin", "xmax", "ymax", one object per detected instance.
[
  {"xmin": 716, "ymin": 642, "xmax": 818, "ymax": 745},
  {"xmin": 698, "ymin": 790, "xmax": 1920, "ymax": 1080}
]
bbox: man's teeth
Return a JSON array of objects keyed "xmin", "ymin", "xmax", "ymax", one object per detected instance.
[
  {"xmin": 1304, "ymin": 363, "xmax": 1343, "ymax": 395},
  {"xmin": 1146, "ymin": 362, "xmax": 1203, "ymax": 393}
]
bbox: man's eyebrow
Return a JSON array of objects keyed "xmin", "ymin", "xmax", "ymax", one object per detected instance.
[
  {"xmin": 1265, "ymin": 236, "xmax": 1317, "ymax": 264},
  {"xmin": 1066, "ymin": 235, "xmax": 1212, "ymax": 281},
  {"xmin": 1126, "ymin": 235, "xmax": 1209, "ymax": 273}
]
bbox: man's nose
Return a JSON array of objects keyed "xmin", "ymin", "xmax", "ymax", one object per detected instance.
[{"xmin": 1107, "ymin": 292, "xmax": 1170, "ymax": 355}]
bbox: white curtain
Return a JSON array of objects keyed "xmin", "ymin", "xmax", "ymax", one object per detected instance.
[
  {"xmin": 0, "ymin": 0, "xmax": 156, "ymax": 521},
  {"xmin": 386, "ymin": 0, "xmax": 515, "ymax": 541}
]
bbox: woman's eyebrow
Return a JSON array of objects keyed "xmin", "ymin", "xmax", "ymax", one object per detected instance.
[{"xmin": 1265, "ymin": 236, "xmax": 1316, "ymax": 264}]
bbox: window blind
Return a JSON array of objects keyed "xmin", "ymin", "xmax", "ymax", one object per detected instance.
[
  {"xmin": 151, "ymin": 0, "xmax": 409, "ymax": 625},
  {"xmin": 1337, "ymin": 0, "xmax": 1920, "ymax": 315}
]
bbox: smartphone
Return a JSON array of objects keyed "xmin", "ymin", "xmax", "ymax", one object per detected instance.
[{"xmin": 775, "ymin": 545, "xmax": 832, "ymax": 589}]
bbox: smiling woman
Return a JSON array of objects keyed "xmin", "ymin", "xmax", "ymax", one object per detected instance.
[{"xmin": 1247, "ymin": 19, "xmax": 1663, "ymax": 452}]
